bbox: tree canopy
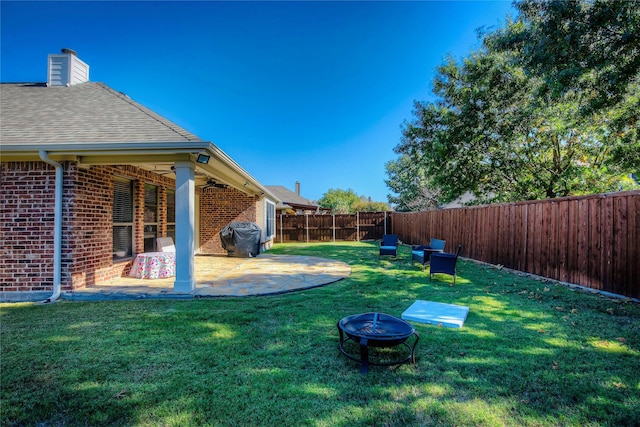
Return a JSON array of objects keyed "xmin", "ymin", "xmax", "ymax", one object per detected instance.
[
  {"xmin": 318, "ymin": 188, "xmax": 389, "ymax": 214},
  {"xmin": 387, "ymin": 0, "xmax": 639, "ymax": 211}
]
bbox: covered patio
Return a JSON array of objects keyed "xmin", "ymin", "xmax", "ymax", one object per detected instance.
[
  {"xmin": 1, "ymin": 67, "xmax": 284, "ymax": 302},
  {"xmin": 62, "ymin": 255, "xmax": 351, "ymax": 300}
]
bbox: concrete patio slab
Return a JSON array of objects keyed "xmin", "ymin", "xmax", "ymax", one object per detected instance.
[{"xmin": 62, "ymin": 254, "xmax": 351, "ymax": 301}]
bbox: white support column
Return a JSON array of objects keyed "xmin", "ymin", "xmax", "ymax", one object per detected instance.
[{"xmin": 173, "ymin": 161, "xmax": 196, "ymax": 293}]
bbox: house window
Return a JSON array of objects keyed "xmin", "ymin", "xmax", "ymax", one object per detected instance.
[
  {"xmin": 166, "ymin": 189, "xmax": 176, "ymax": 242},
  {"xmin": 113, "ymin": 177, "xmax": 133, "ymax": 261},
  {"xmin": 144, "ymin": 184, "xmax": 158, "ymax": 252},
  {"xmin": 265, "ymin": 199, "xmax": 276, "ymax": 240}
]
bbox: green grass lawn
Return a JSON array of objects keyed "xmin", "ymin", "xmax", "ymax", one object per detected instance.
[{"xmin": 2, "ymin": 242, "xmax": 639, "ymax": 427}]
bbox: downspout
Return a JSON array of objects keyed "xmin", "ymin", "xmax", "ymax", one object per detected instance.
[{"xmin": 39, "ymin": 151, "xmax": 63, "ymax": 303}]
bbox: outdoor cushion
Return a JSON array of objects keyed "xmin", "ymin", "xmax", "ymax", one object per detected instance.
[
  {"xmin": 412, "ymin": 238, "xmax": 445, "ymax": 268},
  {"xmin": 157, "ymin": 237, "xmax": 175, "ymax": 253}
]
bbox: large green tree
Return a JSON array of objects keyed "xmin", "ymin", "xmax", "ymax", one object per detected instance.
[
  {"xmin": 317, "ymin": 188, "xmax": 361, "ymax": 214},
  {"xmin": 352, "ymin": 200, "xmax": 390, "ymax": 212},
  {"xmin": 489, "ymin": 0, "xmax": 640, "ymax": 170},
  {"xmin": 493, "ymin": 0, "xmax": 640, "ymax": 111},
  {"xmin": 387, "ymin": 0, "xmax": 639, "ymax": 210},
  {"xmin": 318, "ymin": 189, "xmax": 390, "ymax": 213},
  {"xmin": 385, "ymin": 152, "xmax": 442, "ymax": 212}
]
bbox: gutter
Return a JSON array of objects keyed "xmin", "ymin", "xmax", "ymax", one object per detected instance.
[{"xmin": 39, "ymin": 151, "xmax": 63, "ymax": 303}]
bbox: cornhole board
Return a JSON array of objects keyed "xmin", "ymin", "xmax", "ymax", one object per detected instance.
[{"xmin": 402, "ymin": 300, "xmax": 469, "ymax": 328}]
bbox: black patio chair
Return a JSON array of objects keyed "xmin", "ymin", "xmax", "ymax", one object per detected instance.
[
  {"xmin": 379, "ymin": 234, "xmax": 399, "ymax": 259},
  {"xmin": 411, "ymin": 238, "xmax": 446, "ymax": 269},
  {"xmin": 429, "ymin": 244, "xmax": 462, "ymax": 284}
]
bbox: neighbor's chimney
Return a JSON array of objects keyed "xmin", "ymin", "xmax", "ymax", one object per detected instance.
[
  {"xmin": 47, "ymin": 48, "xmax": 89, "ymax": 87},
  {"xmin": 295, "ymin": 181, "xmax": 300, "ymax": 196}
]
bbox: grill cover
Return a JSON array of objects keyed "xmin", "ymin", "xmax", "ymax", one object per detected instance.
[{"xmin": 219, "ymin": 222, "xmax": 261, "ymax": 257}]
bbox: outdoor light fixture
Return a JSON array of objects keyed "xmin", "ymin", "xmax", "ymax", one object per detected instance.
[{"xmin": 196, "ymin": 153, "xmax": 210, "ymax": 164}]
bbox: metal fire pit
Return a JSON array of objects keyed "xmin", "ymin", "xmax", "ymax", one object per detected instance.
[{"xmin": 337, "ymin": 312, "xmax": 419, "ymax": 374}]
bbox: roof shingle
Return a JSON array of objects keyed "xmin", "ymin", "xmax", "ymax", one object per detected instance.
[
  {"xmin": 265, "ymin": 185, "xmax": 320, "ymax": 210},
  {"xmin": 0, "ymin": 82, "xmax": 203, "ymax": 144}
]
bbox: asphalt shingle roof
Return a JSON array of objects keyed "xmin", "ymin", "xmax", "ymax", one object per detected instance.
[
  {"xmin": 265, "ymin": 185, "xmax": 319, "ymax": 209},
  {"xmin": 0, "ymin": 82, "xmax": 203, "ymax": 144}
]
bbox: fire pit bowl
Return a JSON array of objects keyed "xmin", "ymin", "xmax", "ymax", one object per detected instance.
[{"xmin": 337, "ymin": 312, "xmax": 419, "ymax": 374}]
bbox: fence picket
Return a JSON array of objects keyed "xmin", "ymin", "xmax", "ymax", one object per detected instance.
[
  {"xmin": 629, "ymin": 195, "xmax": 640, "ymax": 296},
  {"xmin": 589, "ymin": 197, "xmax": 603, "ymax": 290}
]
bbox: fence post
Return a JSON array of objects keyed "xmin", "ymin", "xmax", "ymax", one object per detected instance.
[
  {"xmin": 357, "ymin": 212, "xmax": 360, "ymax": 242},
  {"xmin": 306, "ymin": 214, "xmax": 309, "ymax": 243},
  {"xmin": 279, "ymin": 214, "xmax": 283, "ymax": 243},
  {"xmin": 332, "ymin": 214, "xmax": 336, "ymax": 242},
  {"xmin": 384, "ymin": 211, "xmax": 387, "ymax": 236}
]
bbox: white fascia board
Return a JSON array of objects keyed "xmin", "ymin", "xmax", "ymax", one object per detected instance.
[{"xmin": 1, "ymin": 141, "xmax": 280, "ymax": 202}]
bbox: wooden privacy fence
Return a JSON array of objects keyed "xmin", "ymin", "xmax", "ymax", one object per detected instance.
[
  {"xmin": 391, "ymin": 191, "xmax": 640, "ymax": 299},
  {"xmin": 277, "ymin": 212, "xmax": 390, "ymax": 243}
]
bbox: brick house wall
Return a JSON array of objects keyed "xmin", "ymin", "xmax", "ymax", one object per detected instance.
[
  {"xmin": 1, "ymin": 161, "xmax": 261, "ymax": 294},
  {"xmin": 1, "ymin": 162, "xmax": 65, "ymax": 292},
  {"xmin": 199, "ymin": 187, "xmax": 258, "ymax": 254},
  {"xmin": 68, "ymin": 164, "xmax": 113, "ymax": 290}
]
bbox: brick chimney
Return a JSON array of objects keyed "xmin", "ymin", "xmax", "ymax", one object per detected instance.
[
  {"xmin": 47, "ymin": 48, "xmax": 89, "ymax": 87},
  {"xmin": 295, "ymin": 181, "xmax": 300, "ymax": 196}
]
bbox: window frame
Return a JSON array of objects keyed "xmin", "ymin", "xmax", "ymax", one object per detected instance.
[
  {"xmin": 265, "ymin": 199, "xmax": 276, "ymax": 240},
  {"xmin": 112, "ymin": 177, "xmax": 134, "ymax": 262}
]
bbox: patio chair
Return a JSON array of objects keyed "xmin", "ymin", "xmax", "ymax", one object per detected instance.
[
  {"xmin": 156, "ymin": 237, "xmax": 175, "ymax": 253},
  {"xmin": 379, "ymin": 234, "xmax": 399, "ymax": 259},
  {"xmin": 430, "ymin": 244, "xmax": 462, "ymax": 284},
  {"xmin": 411, "ymin": 238, "xmax": 446, "ymax": 269}
]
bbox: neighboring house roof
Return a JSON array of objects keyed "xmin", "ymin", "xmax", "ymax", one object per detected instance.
[
  {"xmin": 265, "ymin": 185, "xmax": 323, "ymax": 211},
  {"xmin": 0, "ymin": 81, "xmax": 278, "ymax": 202}
]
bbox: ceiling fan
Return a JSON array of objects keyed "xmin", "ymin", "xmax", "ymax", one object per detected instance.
[{"xmin": 202, "ymin": 179, "xmax": 229, "ymax": 189}]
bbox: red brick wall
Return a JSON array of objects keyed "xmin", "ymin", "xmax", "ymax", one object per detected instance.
[
  {"xmin": 67, "ymin": 164, "xmax": 113, "ymax": 289},
  {"xmin": 1, "ymin": 162, "xmax": 67, "ymax": 292},
  {"xmin": 199, "ymin": 187, "xmax": 258, "ymax": 254},
  {"xmin": 159, "ymin": 186, "xmax": 167, "ymax": 237}
]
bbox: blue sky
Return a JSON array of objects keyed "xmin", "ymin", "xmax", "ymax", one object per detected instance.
[{"xmin": 1, "ymin": 1, "xmax": 516, "ymax": 204}]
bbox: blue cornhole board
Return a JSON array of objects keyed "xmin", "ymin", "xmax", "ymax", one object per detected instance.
[{"xmin": 402, "ymin": 300, "xmax": 469, "ymax": 328}]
